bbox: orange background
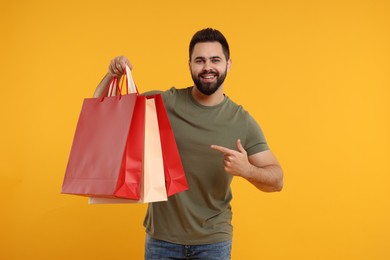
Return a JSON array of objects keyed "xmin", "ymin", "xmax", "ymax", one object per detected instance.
[{"xmin": 1, "ymin": 0, "xmax": 389, "ymax": 259}]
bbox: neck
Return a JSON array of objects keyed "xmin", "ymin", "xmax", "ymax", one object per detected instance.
[{"xmin": 191, "ymin": 86, "xmax": 225, "ymax": 106}]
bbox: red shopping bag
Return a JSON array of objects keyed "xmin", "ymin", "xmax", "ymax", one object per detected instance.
[
  {"xmin": 62, "ymin": 72, "xmax": 142, "ymax": 199},
  {"xmin": 113, "ymin": 95, "xmax": 145, "ymax": 199},
  {"xmin": 154, "ymin": 94, "xmax": 188, "ymax": 196},
  {"xmin": 115, "ymin": 96, "xmax": 168, "ymax": 202}
]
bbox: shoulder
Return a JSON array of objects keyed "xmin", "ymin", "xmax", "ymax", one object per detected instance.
[
  {"xmin": 162, "ymin": 87, "xmax": 189, "ymax": 98},
  {"xmin": 161, "ymin": 87, "xmax": 192, "ymax": 105},
  {"xmin": 224, "ymin": 96, "xmax": 253, "ymax": 120},
  {"xmin": 141, "ymin": 87, "xmax": 189, "ymax": 104}
]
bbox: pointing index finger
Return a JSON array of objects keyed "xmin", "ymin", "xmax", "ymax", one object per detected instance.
[{"xmin": 210, "ymin": 144, "xmax": 234, "ymax": 154}]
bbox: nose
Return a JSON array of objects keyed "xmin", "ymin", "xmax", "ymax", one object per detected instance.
[{"xmin": 203, "ymin": 60, "xmax": 212, "ymax": 70}]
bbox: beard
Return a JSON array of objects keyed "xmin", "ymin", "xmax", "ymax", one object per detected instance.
[{"xmin": 191, "ymin": 67, "xmax": 228, "ymax": 96}]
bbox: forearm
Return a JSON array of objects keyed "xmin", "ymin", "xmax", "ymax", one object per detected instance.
[
  {"xmin": 93, "ymin": 73, "xmax": 114, "ymax": 98},
  {"xmin": 246, "ymin": 164, "xmax": 283, "ymax": 192}
]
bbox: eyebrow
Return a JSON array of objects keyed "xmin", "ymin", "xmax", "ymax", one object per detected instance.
[{"xmin": 194, "ymin": 56, "xmax": 222, "ymax": 60}]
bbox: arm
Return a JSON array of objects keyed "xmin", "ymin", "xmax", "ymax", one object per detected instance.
[
  {"xmin": 211, "ymin": 139, "xmax": 283, "ymax": 192},
  {"xmin": 93, "ymin": 56, "xmax": 132, "ymax": 98},
  {"xmin": 246, "ymin": 149, "xmax": 283, "ymax": 192}
]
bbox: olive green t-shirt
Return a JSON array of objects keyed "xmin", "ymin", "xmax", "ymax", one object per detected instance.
[{"xmin": 143, "ymin": 87, "xmax": 269, "ymax": 245}]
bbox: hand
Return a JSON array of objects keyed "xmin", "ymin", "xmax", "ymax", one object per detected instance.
[
  {"xmin": 211, "ymin": 139, "xmax": 253, "ymax": 178},
  {"xmin": 108, "ymin": 56, "xmax": 132, "ymax": 78}
]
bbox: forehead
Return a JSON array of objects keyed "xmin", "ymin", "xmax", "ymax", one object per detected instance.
[{"xmin": 191, "ymin": 42, "xmax": 225, "ymax": 60}]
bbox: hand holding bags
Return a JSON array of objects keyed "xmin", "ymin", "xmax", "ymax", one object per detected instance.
[{"xmin": 62, "ymin": 66, "xmax": 188, "ymax": 203}]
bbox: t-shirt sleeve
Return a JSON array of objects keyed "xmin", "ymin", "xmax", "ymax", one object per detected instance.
[
  {"xmin": 141, "ymin": 90, "xmax": 164, "ymax": 96},
  {"xmin": 161, "ymin": 87, "xmax": 179, "ymax": 107},
  {"xmin": 143, "ymin": 87, "xmax": 175, "ymax": 107},
  {"xmin": 245, "ymin": 114, "xmax": 269, "ymax": 156}
]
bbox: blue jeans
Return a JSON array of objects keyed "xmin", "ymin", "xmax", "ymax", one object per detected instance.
[{"xmin": 144, "ymin": 234, "xmax": 232, "ymax": 260}]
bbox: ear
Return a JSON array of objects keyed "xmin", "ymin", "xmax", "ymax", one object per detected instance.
[{"xmin": 227, "ymin": 58, "xmax": 232, "ymax": 72}]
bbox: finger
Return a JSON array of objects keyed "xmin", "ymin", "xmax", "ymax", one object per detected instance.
[
  {"xmin": 224, "ymin": 165, "xmax": 233, "ymax": 174},
  {"xmin": 114, "ymin": 58, "xmax": 124, "ymax": 74},
  {"xmin": 210, "ymin": 145, "xmax": 234, "ymax": 154},
  {"xmin": 109, "ymin": 60, "xmax": 121, "ymax": 76},
  {"xmin": 118, "ymin": 56, "xmax": 132, "ymax": 70},
  {"xmin": 236, "ymin": 139, "xmax": 246, "ymax": 154},
  {"xmin": 224, "ymin": 160, "xmax": 231, "ymax": 168},
  {"xmin": 109, "ymin": 57, "xmax": 128, "ymax": 76},
  {"xmin": 115, "ymin": 63, "xmax": 123, "ymax": 72}
]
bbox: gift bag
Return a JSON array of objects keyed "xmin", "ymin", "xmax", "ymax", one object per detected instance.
[
  {"xmin": 62, "ymin": 73, "xmax": 142, "ymax": 199},
  {"xmin": 154, "ymin": 94, "xmax": 188, "ymax": 196}
]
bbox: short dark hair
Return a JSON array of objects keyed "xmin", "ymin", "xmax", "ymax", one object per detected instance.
[{"xmin": 189, "ymin": 28, "xmax": 230, "ymax": 60}]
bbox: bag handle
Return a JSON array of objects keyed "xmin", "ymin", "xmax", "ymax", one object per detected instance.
[
  {"xmin": 124, "ymin": 65, "xmax": 138, "ymax": 94},
  {"xmin": 100, "ymin": 77, "xmax": 120, "ymax": 101},
  {"xmin": 101, "ymin": 65, "xmax": 138, "ymax": 100},
  {"xmin": 117, "ymin": 65, "xmax": 138, "ymax": 95},
  {"xmin": 108, "ymin": 77, "xmax": 119, "ymax": 96}
]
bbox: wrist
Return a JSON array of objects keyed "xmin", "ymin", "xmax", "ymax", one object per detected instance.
[{"xmin": 244, "ymin": 164, "xmax": 256, "ymax": 181}]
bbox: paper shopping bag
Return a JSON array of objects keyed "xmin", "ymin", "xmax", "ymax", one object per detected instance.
[
  {"xmin": 62, "ymin": 71, "xmax": 142, "ymax": 199},
  {"xmin": 142, "ymin": 98, "xmax": 167, "ymax": 202},
  {"xmin": 61, "ymin": 93, "xmax": 141, "ymax": 198},
  {"xmin": 154, "ymin": 94, "xmax": 188, "ymax": 196},
  {"xmin": 112, "ymin": 94, "xmax": 144, "ymax": 199},
  {"xmin": 89, "ymin": 98, "xmax": 167, "ymax": 204}
]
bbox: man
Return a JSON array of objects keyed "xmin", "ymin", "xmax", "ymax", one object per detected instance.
[{"xmin": 93, "ymin": 28, "xmax": 283, "ymax": 260}]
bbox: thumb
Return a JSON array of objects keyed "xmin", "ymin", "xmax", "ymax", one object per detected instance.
[{"xmin": 236, "ymin": 139, "xmax": 246, "ymax": 154}]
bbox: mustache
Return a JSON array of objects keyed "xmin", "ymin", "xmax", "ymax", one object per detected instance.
[{"xmin": 199, "ymin": 70, "xmax": 219, "ymax": 77}]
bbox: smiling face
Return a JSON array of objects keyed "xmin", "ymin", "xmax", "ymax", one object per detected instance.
[{"xmin": 189, "ymin": 42, "xmax": 232, "ymax": 96}]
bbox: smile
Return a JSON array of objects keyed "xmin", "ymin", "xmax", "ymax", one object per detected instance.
[{"xmin": 201, "ymin": 75, "xmax": 216, "ymax": 79}]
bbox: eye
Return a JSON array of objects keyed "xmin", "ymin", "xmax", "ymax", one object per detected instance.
[{"xmin": 211, "ymin": 59, "xmax": 221, "ymax": 63}]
